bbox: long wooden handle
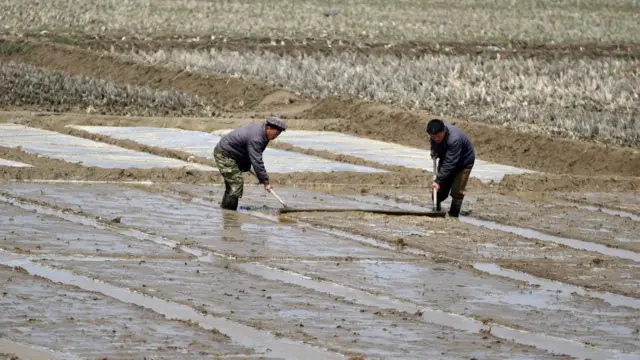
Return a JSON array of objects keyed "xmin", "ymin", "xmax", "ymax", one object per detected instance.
[
  {"xmin": 268, "ymin": 189, "xmax": 287, "ymax": 208},
  {"xmin": 248, "ymin": 169, "xmax": 288, "ymax": 208},
  {"xmin": 432, "ymin": 158, "xmax": 438, "ymax": 211}
]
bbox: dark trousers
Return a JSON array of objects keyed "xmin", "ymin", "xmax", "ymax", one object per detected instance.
[{"xmin": 434, "ymin": 164, "xmax": 473, "ymax": 207}]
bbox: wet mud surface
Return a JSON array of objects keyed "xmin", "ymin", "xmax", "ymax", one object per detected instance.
[
  {"xmin": 0, "ymin": 202, "xmax": 188, "ymax": 259},
  {"xmin": 1, "ymin": 183, "xmax": 408, "ymax": 261},
  {"xmin": 469, "ymin": 193, "xmax": 640, "ymax": 252},
  {"xmin": 0, "ymin": 266, "xmax": 255, "ymax": 359},
  {"xmin": 34, "ymin": 258, "xmax": 567, "ymax": 359},
  {"xmin": 268, "ymin": 259, "xmax": 640, "ymax": 353},
  {"xmin": 270, "ymin": 189, "xmax": 640, "ymax": 299},
  {"xmin": 4, "ymin": 182, "xmax": 639, "ymax": 357},
  {"xmin": 555, "ymin": 192, "xmax": 640, "ymax": 217},
  {"xmin": 0, "ymin": 180, "xmax": 639, "ymax": 357},
  {"xmin": 501, "ymin": 260, "xmax": 640, "ymax": 300}
]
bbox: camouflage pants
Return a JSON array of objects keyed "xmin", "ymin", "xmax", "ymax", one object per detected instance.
[
  {"xmin": 434, "ymin": 164, "xmax": 473, "ymax": 203},
  {"xmin": 213, "ymin": 149, "xmax": 244, "ymax": 198}
]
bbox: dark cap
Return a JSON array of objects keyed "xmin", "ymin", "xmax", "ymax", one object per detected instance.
[
  {"xmin": 425, "ymin": 119, "xmax": 445, "ymax": 134},
  {"xmin": 265, "ymin": 115, "xmax": 288, "ymax": 131}
]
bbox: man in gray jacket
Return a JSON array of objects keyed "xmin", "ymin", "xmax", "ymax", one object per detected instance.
[
  {"xmin": 426, "ymin": 119, "xmax": 475, "ymax": 217},
  {"xmin": 213, "ymin": 115, "xmax": 288, "ymax": 210}
]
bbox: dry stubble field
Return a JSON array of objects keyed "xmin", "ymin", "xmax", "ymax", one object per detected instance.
[{"xmin": 1, "ymin": 1, "xmax": 640, "ymax": 359}]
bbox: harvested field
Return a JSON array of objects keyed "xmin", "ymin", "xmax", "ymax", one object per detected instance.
[
  {"xmin": 1, "ymin": 1, "xmax": 640, "ymax": 359},
  {"xmin": 1, "ymin": 0, "xmax": 640, "ymax": 43},
  {"xmin": 127, "ymin": 48, "xmax": 640, "ymax": 146},
  {"xmin": 0, "ymin": 60, "xmax": 214, "ymax": 117}
]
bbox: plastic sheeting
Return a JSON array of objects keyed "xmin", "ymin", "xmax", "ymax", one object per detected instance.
[
  {"xmin": 0, "ymin": 158, "xmax": 33, "ymax": 167},
  {"xmin": 0, "ymin": 124, "xmax": 216, "ymax": 171},
  {"xmin": 69, "ymin": 126, "xmax": 387, "ymax": 174},
  {"xmin": 268, "ymin": 130, "xmax": 536, "ymax": 183}
]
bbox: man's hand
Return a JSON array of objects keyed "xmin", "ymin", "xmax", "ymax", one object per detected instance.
[
  {"xmin": 264, "ymin": 183, "xmax": 272, "ymax": 191},
  {"xmin": 431, "ymin": 182, "xmax": 440, "ymax": 191},
  {"xmin": 430, "ymin": 150, "xmax": 437, "ymax": 159}
]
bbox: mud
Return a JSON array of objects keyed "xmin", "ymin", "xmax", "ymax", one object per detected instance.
[
  {"xmin": 32, "ymin": 258, "xmax": 572, "ymax": 359},
  {"xmin": 1, "ymin": 39, "xmax": 639, "ymax": 179},
  {"xmin": 2, "ymin": 114, "xmax": 492, "ymax": 188},
  {"xmin": 0, "ymin": 338, "xmax": 78, "ymax": 360},
  {"xmin": 0, "ymin": 184, "xmax": 409, "ymax": 261},
  {"xmin": 500, "ymin": 260, "xmax": 640, "ymax": 302},
  {"xmin": 243, "ymin": 261, "xmax": 640, "ymax": 355},
  {"xmin": 555, "ymin": 192, "xmax": 640, "ymax": 217},
  {"xmin": 2, "ymin": 181, "xmax": 640, "ymax": 357},
  {"xmin": 0, "ymin": 145, "xmax": 417, "ymax": 187},
  {"xmin": 0, "ymin": 265, "xmax": 257, "ymax": 359},
  {"xmin": 0, "ymin": 39, "xmax": 274, "ymax": 112},
  {"xmin": 282, "ymin": 208, "xmax": 639, "ymax": 296},
  {"xmin": 474, "ymin": 263, "xmax": 640, "ymax": 310},
  {"xmin": 469, "ymin": 193, "xmax": 640, "ymax": 252},
  {"xmin": 498, "ymin": 173, "xmax": 640, "ymax": 193},
  {"xmin": 0, "ymin": 202, "xmax": 189, "ymax": 259}
]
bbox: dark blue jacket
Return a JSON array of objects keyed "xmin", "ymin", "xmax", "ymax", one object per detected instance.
[
  {"xmin": 430, "ymin": 123, "xmax": 475, "ymax": 184},
  {"xmin": 215, "ymin": 123, "xmax": 270, "ymax": 184}
]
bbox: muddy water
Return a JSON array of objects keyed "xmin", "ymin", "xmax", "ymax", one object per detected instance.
[
  {"xmin": 470, "ymin": 194, "xmax": 640, "ymax": 252},
  {"xmin": 501, "ymin": 260, "xmax": 640, "ymax": 299},
  {"xmin": 284, "ymin": 204, "xmax": 640, "ymax": 298},
  {"xmin": 0, "ymin": 202, "xmax": 187, "ymax": 259},
  {"xmin": 0, "ymin": 338, "xmax": 79, "ymax": 360},
  {"xmin": 168, "ymin": 183, "xmax": 404, "ymax": 211},
  {"xmin": 1, "ymin": 255, "xmax": 345, "ymax": 360},
  {"xmin": 4, "ymin": 182, "xmax": 639, "ymax": 357},
  {"xmin": 556, "ymin": 192, "xmax": 640, "ymax": 217},
  {"xmin": 474, "ymin": 263, "xmax": 640, "ymax": 310},
  {"xmin": 2, "ymin": 183, "xmax": 408, "ymax": 260},
  {"xmin": 0, "ymin": 265, "xmax": 258, "ymax": 359},
  {"xmin": 32, "ymin": 258, "xmax": 570, "ymax": 359},
  {"xmin": 259, "ymin": 260, "xmax": 640, "ymax": 355},
  {"xmin": 461, "ymin": 217, "xmax": 640, "ymax": 262},
  {"xmin": 291, "ymin": 209, "xmax": 589, "ymax": 262}
]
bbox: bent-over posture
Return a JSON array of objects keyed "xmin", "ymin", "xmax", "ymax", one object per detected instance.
[
  {"xmin": 213, "ymin": 115, "xmax": 288, "ymax": 210},
  {"xmin": 426, "ymin": 119, "xmax": 475, "ymax": 217}
]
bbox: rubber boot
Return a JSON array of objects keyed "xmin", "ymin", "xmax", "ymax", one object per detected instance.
[
  {"xmin": 448, "ymin": 198, "xmax": 463, "ymax": 217},
  {"xmin": 226, "ymin": 195, "xmax": 239, "ymax": 211},
  {"xmin": 220, "ymin": 192, "xmax": 230, "ymax": 209}
]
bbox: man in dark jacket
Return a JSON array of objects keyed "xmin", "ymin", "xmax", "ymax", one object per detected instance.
[
  {"xmin": 426, "ymin": 119, "xmax": 475, "ymax": 217},
  {"xmin": 213, "ymin": 115, "xmax": 288, "ymax": 210}
]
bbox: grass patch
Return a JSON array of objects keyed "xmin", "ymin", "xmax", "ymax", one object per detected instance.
[{"xmin": 0, "ymin": 42, "xmax": 31, "ymax": 56}]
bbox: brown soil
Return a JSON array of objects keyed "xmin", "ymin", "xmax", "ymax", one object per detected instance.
[
  {"xmin": 2, "ymin": 38, "xmax": 639, "ymax": 180},
  {"xmin": 501, "ymin": 260, "xmax": 640, "ymax": 298},
  {"xmin": 8, "ymin": 32, "xmax": 640, "ymax": 60},
  {"xmin": 282, "ymin": 209, "xmax": 639, "ymax": 298},
  {"xmin": 0, "ymin": 39, "xmax": 275, "ymax": 112},
  {"xmin": 498, "ymin": 173, "xmax": 640, "ymax": 192},
  {"xmin": 0, "ymin": 145, "xmax": 475, "ymax": 188},
  {"xmin": 303, "ymin": 100, "xmax": 640, "ymax": 178},
  {"xmin": 554, "ymin": 192, "xmax": 640, "ymax": 216}
]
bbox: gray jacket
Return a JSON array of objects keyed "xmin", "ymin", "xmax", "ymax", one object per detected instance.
[
  {"xmin": 215, "ymin": 123, "xmax": 270, "ymax": 184},
  {"xmin": 430, "ymin": 123, "xmax": 475, "ymax": 184}
]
